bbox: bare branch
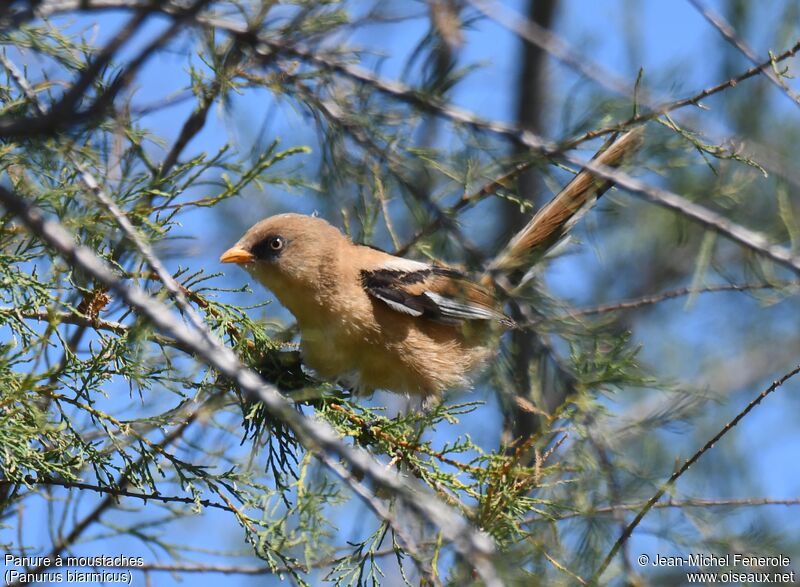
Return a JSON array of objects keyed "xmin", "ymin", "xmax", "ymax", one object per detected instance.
[
  {"xmin": 0, "ymin": 53, "xmax": 212, "ymax": 345},
  {"xmin": 0, "ymin": 0, "xmax": 212, "ymax": 138},
  {"xmin": 591, "ymin": 363, "xmax": 800, "ymax": 583},
  {"xmin": 571, "ymin": 155, "xmax": 800, "ymax": 276},
  {"xmin": 467, "ymin": 0, "xmax": 634, "ymax": 99},
  {"xmin": 7, "ymin": 413, "xmax": 199, "ymax": 586},
  {"xmin": 562, "ymin": 38, "xmax": 800, "ymax": 149},
  {"xmin": 543, "ymin": 497, "xmax": 800, "ymax": 522},
  {"xmin": 688, "ymin": 0, "xmax": 800, "ymax": 109},
  {"xmin": 236, "ymin": 38, "xmax": 800, "ymax": 277},
  {"xmin": 0, "ymin": 184, "xmax": 502, "ymax": 586},
  {"xmin": 81, "ymin": 548, "xmax": 399, "ymax": 576},
  {"xmin": 32, "ymin": 1, "xmax": 800, "ymax": 155},
  {"xmin": 0, "ymin": 476, "xmax": 233, "ymax": 514},
  {"xmin": 560, "ymin": 282, "xmax": 796, "ymax": 318}
]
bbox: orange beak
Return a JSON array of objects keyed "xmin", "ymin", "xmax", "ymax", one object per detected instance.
[{"xmin": 219, "ymin": 246, "xmax": 255, "ymax": 265}]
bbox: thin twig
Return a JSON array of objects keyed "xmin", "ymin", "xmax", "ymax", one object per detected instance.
[
  {"xmin": 562, "ymin": 38, "xmax": 800, "ymax": 149},
  {"xmin": 86, "ymin": 548, "xmax": 399, "ymax": 575},
  {"xmin": 542, "ymin": 549, "xmax": 587, "ymax": 585},
  {"xmin": 28, "ymin": 2, "xmax": 800, "ymax": 276},
  {"xmin": 688, "ymin": 0, "xmax": 800, "ymax": 108},
  {"xmin": 590, "ymin": 363, "xmax": 800, "ymax": 584},
  {"xmin": 10, "ymin": 308, "xmax": 195, "ymax": 355},
  {"xmin": 395, "ymin": 158, "xmax": 536, "ymax": 256},
  {"xmin": 468, "ymin": 0, "xmax": 634, "ymax": 99},
  {"xmin": 561, "ymin": 282, "xmax": 795, "ymax": 318},
  {"xmin": 0, "ymin": 36, "xmax": 213, "ymax": 343},
  {"xmin": 534, "ymin": 496, "xmax": 800, "ymax": 523},
  {"xmin": 244, "ymin": 38, "xmax": 800, "ymax": 277},
  {"xmin": 7, "ymin": 414, "xmax": 199, "ymax": 586},
  {"xmin": 33, "ymin": 1, "xmax": 800, "ymax": 153},
  {"xmin": 0, "ymin": 1, "xmax": 212, "ymax": 138},
  {"xmin": 0, "ymin": 185, "xmax": 502, "ymax": 587},
  {"xmin": 0, "ymin": 476, "xmax": 232, "ymax": 513},
  {"xmin": 373, "ymin": 165, "xmax": 401, "ymax": 251}
]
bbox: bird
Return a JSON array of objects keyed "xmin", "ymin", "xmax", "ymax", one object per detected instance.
[{"xmin": 220, "ymin": 129, "xmax": 643, "ymax": 397}]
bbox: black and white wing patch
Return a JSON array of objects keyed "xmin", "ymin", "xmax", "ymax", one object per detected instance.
[
  {"xmin": 361, "ymin": 261, "xmax": 512, "ymax": 327},
  {"xmin": 364, "ymin": 282, "xmax": 427, "ymax": 317},
  {"xmin": 421, "ymin": 292, "xmax": 509, "ymax": 323}
]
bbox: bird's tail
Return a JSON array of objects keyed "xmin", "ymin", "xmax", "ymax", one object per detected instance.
[{"xmin": 483, "ymin": 127, "xmax": 644, "ymax": 281}]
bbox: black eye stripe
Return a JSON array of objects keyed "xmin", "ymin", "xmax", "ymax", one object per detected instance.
[{"xmin": 251, "ymin": 235, "xmax": 285, "ymax": 259}]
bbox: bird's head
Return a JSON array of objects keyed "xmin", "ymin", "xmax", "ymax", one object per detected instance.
[{"xmin": 220, "ymin": 213, "xmax": 347, "ymax": 296}]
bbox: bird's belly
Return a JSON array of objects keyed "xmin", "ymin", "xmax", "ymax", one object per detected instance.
[
  {"xmin": 299, "ymin": 328, "xmax": 365, "ymax": 386},
  {"xmin": 298, "ymin": 320, "xmax": 489, "ymax": 397}
]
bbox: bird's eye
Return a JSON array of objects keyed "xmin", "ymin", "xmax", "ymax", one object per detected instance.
[{"xmin": 251, "ymin": 235, "xmax": 286, "ymax": 259}]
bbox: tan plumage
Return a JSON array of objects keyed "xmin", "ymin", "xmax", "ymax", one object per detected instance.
[
  {"xmin": 486, "ymin": 128, "xmax": 644, "ymax": 277},
  {"xmin": 221, "ymin": 214, "xmax": 505, "ymax": 396},
  {"xmin": 221, "ymin": 129, "xmax": 642, "ymax": 397}
]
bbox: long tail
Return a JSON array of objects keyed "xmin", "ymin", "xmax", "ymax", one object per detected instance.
[{"xmin": 483, "ymin": 127, "xmax": 644, "ymax": 280}]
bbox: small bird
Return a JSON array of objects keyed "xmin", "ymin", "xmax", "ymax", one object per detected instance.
[
  {"xmin": 220, "ymin": 213, "xmax": 510, "ymax": 395},
  {"xmin": 221, "ymin": 129, "xmax": 642, "ymax": 397}
]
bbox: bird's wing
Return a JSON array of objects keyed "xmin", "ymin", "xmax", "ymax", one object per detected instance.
[{"xmin": 360, "ymin": 257, "xmax": 513, "ymax": 327}]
